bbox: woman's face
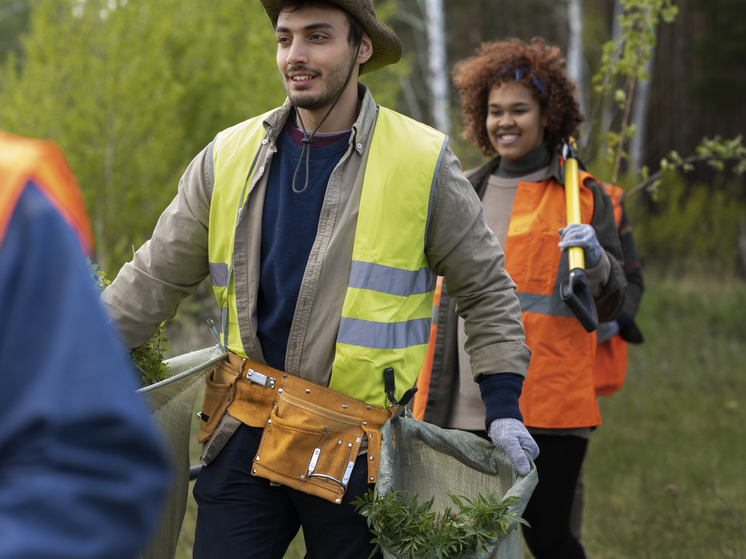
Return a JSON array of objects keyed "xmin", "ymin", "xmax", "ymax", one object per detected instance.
[{"xmin": 485, "ymin": 80, "xmax": 547, "ymax": 160}]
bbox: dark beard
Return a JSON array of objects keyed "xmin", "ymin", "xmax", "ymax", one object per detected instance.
[{"xmin": 282, "ymin": 52, "xmax": 356, "ymax": 112}]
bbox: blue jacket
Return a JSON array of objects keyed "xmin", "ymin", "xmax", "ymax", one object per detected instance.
[{"xmin": 0, "ymin": 183, "xmax": 170, "ymax": 559}]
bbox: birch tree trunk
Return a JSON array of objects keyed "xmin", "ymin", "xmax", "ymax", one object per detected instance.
[
  {"xmin": 601, "ymin": 0, "xmax": 624, "ymax": 134},
  {"xmin": 424, "ymin": 0, "xmax": 450, "ymax": 134},
  {"xmin": 628, "ymin": 45, "xmax": 655, "ymax": 174},
  {"xmin": 566, "ymin": 0, "xmax": 587, "ymax": 118}
]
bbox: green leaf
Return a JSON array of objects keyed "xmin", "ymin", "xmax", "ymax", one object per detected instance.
[
  {"xmin": 355, "ymin": 490, "xmax": 525, "ymax": 558},
  {"xmin": 87, "ymin": 260, "xmax": 169, "ymax": 386}
]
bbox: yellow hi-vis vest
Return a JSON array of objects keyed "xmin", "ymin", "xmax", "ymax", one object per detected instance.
[{"xmin": 208, "ymin": 107, "xmax": 447, "ymax": 407}]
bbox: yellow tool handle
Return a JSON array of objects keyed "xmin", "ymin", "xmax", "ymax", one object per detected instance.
[{"xmin": 563, "ymin": 154, "xmax": 585, "ymax": 270}]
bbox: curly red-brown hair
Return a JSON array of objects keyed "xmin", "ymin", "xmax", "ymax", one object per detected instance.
[{"xmin": 452, "ymin": 37, "xmax": 584, "ymax": 156}]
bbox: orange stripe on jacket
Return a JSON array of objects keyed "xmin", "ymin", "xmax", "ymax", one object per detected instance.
[{"xmin": 0, "ymin": 131, "xmax": 93, "ymax": 253}]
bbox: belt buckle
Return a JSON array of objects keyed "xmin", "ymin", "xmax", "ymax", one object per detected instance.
[{"xmin": 246, "ymin": 368, "xmax": 276, "ymax": 389}]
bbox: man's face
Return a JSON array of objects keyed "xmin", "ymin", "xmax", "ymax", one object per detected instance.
[{"xmin": 276, "ymin": 4, "xmax": 358, "ymax": 112}]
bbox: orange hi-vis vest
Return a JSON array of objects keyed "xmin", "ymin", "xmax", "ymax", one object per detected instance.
[
  {"xmin": 593, "ymin": 183, "xmax": 628, "ymax": 397},
  {"xmin": 509, "ymin": 170, "xmax": 601, "ymax": 429},
  {"xmin": 0, "ymin": 131, "xmax": 93, "ymax": 254}
]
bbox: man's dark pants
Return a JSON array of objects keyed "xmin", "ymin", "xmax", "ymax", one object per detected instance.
[{"xmin": 193, "ymin": 424, "xmax": 382, "ymax": 559}]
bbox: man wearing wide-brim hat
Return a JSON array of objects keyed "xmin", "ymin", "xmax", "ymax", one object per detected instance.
[{"xmin": 101, "ymin": 0, "xmax": 538, "ymax": 557}]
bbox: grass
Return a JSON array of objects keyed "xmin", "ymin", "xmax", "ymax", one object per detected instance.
[
  {"xmin": 580, "ymin": 270, "xmax": 746, "ymax": 558},
  {"xmin": 172, "ymin": 271, "xmax": 746, "ymax": 558}
]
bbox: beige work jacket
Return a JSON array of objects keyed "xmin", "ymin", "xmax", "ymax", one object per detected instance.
[{"xmin": 101, "ymin": 86, "xmax": 531, "ymax": 387}]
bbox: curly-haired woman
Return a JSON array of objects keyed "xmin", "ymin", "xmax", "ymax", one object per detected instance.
[{"xmin": 417, "ymin": 38, "xmax": 628, "ymax": 558}]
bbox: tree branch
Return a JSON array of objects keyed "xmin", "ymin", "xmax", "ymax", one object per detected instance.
[
  {"xmin": 580, "ymin": 38, "xmax": 623, "ymax": 155},
  {"xmin": 623, "ymin": 154, "xmax": 712, "ymax": 201},
  {"xmin": 611, "ymin": 74, "xmax": 637, "ymax": 184}
]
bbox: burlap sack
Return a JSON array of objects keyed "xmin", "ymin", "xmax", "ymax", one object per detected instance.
[
  {"xmin": 375, "ymin": 416, "xmax": 538, "ymax": 559},
  {"xmin": 136, "ymin": 345, "xmax": 227, "ymax": 559}
]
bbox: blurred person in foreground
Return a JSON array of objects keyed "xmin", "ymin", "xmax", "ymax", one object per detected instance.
[
  {"xmin": 0, "ymin": 131, "xmax": 170, "ymax": 559},
  {"xmin": 99, "ymin": 0, "xmax": 538, "ymax": 557},
  {"xmin": 417, "ymin": 38, "xmax": 627, "ymax": 558}
]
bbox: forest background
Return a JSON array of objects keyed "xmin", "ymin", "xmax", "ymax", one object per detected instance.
[
  {"xmin": 1, "ymin": 0, "xmax": 745, "ymax": 557},
  {"xmin": 2, "ymin": 0, "xmax": 745, "ymax": 279}
]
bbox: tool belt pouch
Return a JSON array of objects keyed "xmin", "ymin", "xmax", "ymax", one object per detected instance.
[
  {"xmin": 247, "ymin": 368, "xmax": 396, "ymax": 504},
  {"xmin": 197, "ymin": 356, "xmax": 241, "ymax": 443}
]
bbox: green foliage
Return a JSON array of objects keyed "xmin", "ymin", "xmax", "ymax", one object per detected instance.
[
  {"xmin": 88, "ymin": 259, "xmax": 170, "ymax": 386},
  {"xmin": 627, "ymin": 135, "xmax": 746, "ymax": 202},
  {"xmin": 584, "ymin": 0, "xmax": 744, "ymax": 205},
  {"xmin": 583, "ymin": 0, "xmax": 678, "ymax": 181},
  {"xmin": 0, "ymin": 0, "xmax": 283, "ymax": 273},
  {"xmin": 90, "ymin": 259, "xmax": 111, "ymax": 294},
  {"xmin": 353, "ymin": 489, "xmax": 526, "ymax": 559},
  {"xmin": 592, "ymin": 0, "xmax": 677, "ymax": 90},
  {"xmin": 627, "ymin": 170, "xmax": 746, "ymax": 271},
  {"xmin": 696, "ymin": 135, "xmax": 746, "ymax": 175},
  {"xmin": 580, "ymin": 1, "xmax": 745, "ymax": 273},
  {"xmin": 0, "ymin": 0, "xmax": 31, "ymax": 68},
  {"xmin": 130, "ymin": 322, "xmax": 171, "ymax": 386},
  {"xmin": 359, "ymin": 0, "xmax": 410, "ymax": 109},
  {"xmin": 0, "ymin": 0, "xmax": 405, "ymax": 275}
]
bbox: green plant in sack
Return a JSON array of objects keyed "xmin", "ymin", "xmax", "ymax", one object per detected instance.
[
  {"xmin": 354, "ymin": 489, "xmax": 528, "ymax": 559},
  {"xmin": 89, "ymin": 261, "xmax": 170, "ymax": 386}
]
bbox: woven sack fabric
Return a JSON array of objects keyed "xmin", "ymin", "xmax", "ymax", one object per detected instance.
[
  {"xmin": 376, "ymin": 417, "xmax": 538, "ymax": 559},
  {"xmin": 136, "ymin": 346, "xmax": 227, "ymax": 559}
]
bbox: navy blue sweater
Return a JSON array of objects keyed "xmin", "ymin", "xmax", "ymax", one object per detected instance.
[{"xmin": 257, "ymin": 122, "xmax": 350, "ymax": 370}]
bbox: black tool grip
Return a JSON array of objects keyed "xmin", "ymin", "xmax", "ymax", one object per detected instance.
[{"xmin": 560, "ymin": 268, "xmax": 598, "ymax": 333}]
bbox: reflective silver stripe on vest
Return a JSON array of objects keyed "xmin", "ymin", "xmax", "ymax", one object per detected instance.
[
  {"xmin": 209, "ymin": 262, "xmax": 230, "ymax": 288},
  {"xmin": 516, "ymin": 252, "xmax": 576, "ymax": 318},
  {"xmin": 348, "ymin": 261, "xmax": 436, "ymax": 297},
  {"xmin": 431, "ymin": 303, "xmax": 439, "ymax": 325},
  {"xmin": 516, "ymin": 292, "xmax": 575, "ymax": 318},
  {"xmin": 337, "ymin": 317, "xmax": 432, "ymax": 349}
]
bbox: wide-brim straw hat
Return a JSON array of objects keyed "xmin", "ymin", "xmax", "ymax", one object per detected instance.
[{"xmin": 259, "ymin": 0, "xmax": 402, "ymax": 75}]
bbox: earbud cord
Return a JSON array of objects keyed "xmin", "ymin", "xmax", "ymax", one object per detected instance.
[{"xmin": 291, "ymin": 39, "xmax": 363, "ymax": 194}]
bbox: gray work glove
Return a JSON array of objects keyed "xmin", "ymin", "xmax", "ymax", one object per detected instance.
[
  {"xmin": 558, "ymin": 223, "xmax": 602, "ymax": 268},
  {"xmin": 596, "ymin": 320, "xmax": 620, "ymax": 343},
  {"xmin": 488, "ymin": 418, "xmax": 539, "ymax": 476}
]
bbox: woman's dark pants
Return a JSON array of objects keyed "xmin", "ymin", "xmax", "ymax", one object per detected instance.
[{"xmin": 522, "ymin": 434, "xmax": 589, "ymax": 559}]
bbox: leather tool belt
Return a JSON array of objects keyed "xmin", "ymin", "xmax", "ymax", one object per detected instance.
[{"xmin": 198, "ymin": 352, "xmax": 398, "ymax": 504}]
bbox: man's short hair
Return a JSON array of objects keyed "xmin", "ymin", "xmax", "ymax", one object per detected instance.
[{"xmin": 278, "ymin": 0, "xmax": 365, "ymax": 46}]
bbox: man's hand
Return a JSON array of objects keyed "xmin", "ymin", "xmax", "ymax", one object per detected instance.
[
  {"xmin": 558, "ymin": 223, "xmax": 602, "ymax": 267},
  {"xmin": 488, "ymin": 418, "xmax": 539, "ymax": 476}
]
